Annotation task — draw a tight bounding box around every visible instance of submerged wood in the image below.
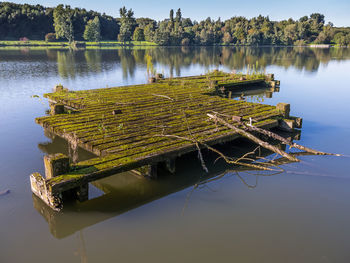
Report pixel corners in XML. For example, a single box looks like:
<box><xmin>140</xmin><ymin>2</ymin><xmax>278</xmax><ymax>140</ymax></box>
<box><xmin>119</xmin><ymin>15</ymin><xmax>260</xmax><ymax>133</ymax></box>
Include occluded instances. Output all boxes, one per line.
<box><xmin>0</xmin><ymin>189</ymin><xmax>10</xmax><ymax>196</ymax></box>
<box><xmin>207</xmin><ymin>113</ymin><xmax>299</xmax><ymax>162</ymax></box>
<box><xmin>241</xmin><ymin>122</ymin><xmax>340</xmax><ymax>156</ymax></box>
<box><xmin>155</xmin><ymin>134</ymin><xmax>278</xmax><ymax>172</ymax></box>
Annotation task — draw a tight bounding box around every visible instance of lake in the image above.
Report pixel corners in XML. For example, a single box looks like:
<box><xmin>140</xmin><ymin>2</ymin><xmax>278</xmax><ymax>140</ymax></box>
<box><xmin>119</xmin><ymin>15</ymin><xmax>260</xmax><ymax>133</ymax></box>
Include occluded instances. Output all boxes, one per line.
<box><xmin>1</xmin><ymin>46</ymin><xmax>350</xmax><ymax>263</ymax></box>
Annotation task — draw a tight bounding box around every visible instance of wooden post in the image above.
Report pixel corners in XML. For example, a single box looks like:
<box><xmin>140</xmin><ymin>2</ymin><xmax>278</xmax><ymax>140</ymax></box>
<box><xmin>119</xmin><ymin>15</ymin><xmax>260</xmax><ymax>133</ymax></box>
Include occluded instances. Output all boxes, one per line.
<box><xmin>228</xmin><ymin>91</ymin><xmax>232</xmax><ymax>99</ymax></box>
<box><xmin>276</xmin><ymin>103</ymin><xmax>290</xmax><ymax>118</ymax></box>
<box><xmin>155</xmin><ymin>73</ymin><xmax>164</xmax><ymax>80</ymax></box>
<box><xmin>50</xmin><ymin>104</ymin><xmax>65</xmax><ymax>115</ymax></box>
<box><xmin>30</xmin><ymin>172</ymin><xmax>62</xmax><ymax>211</ymax></box>
<box><xmin>53</xmin><ymin>85</ymin><xmax>68</xmax><ymax>93</ymax></box>
<box><xmin>165</xmin><ymin>159</ymin><xmax>176</xmax><ymax>174</ymax></box>
<box><xmin>44</xmin><ymin>154</ymin><xmax>70</xmax><ymax>179</ymax></box>
<box><xmin>148</xmin><ymin>77</ymin><xmax>156</xmax><ymax>83</ymax></box>
<box><xmin>266</xmin><ymin>74</ymin><xmax>274</xmax><ymax>80</ymax></box>
<box><xmin>75</xmin><ymin>184</ymin><xmax>89</xmax><ymax>202</ymax></box>
<box><xmin>53</xmin><ymin>85</ymin><xmax>64</xmax><ymax>92</ymax></box>
<box><xmin>291</xmin><ymin>116</ymin><xmax>303</xmax><ymax>128</ymax></box>
<box><xmin>265</xmin><ymin>91</ymin><xmax>272</xmax><ymax>98</ymax></box>
<box><xmin>44</xmin><ymin>153</ymin><xmax>88</xmax><ymax>203</ymax></box>
<box><xmin>209</xmin><ymin>80</ymin><xmax>218</xmax><ymax>89</ymax></box>
<box><xmin>279</xmin><ymin>119</ymin><xmax>295</xmax><ymax>132</ymax></box>
<box><xmin>269</xmin><ymin>80</ymin><xmax>276</xmax><ymax>88</ymax></box>
<box><xmin>68</xmin><ymin>140</ymin><xmax>79</xmax><ymax>164</ymax></box>
<box><xmin>132</xmin><ymin>165</ymin><xmax>158</xmax><ymax>179</ymax></box>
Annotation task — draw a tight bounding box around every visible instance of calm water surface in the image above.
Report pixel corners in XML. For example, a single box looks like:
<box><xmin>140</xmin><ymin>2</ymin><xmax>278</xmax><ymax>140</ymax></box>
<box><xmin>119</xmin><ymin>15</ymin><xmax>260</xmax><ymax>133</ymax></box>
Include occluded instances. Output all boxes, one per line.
<box><xmin>1</xmin><ymin>47</ymin><xmax>350</xmax><ymax>263</ymax></box>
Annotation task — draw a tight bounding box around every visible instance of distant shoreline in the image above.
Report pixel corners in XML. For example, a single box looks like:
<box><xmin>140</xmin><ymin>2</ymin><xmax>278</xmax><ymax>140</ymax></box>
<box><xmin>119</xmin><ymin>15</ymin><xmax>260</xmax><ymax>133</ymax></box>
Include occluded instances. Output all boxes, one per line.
<box><xmin>0</xmin><ymin>40</ymin><xmax>348</xmax><ymax>49</ymax></box>
<box><xmin>0</xmin><ymin>40</ymin><xmax>157</xmax><ymax>48</ymax></box>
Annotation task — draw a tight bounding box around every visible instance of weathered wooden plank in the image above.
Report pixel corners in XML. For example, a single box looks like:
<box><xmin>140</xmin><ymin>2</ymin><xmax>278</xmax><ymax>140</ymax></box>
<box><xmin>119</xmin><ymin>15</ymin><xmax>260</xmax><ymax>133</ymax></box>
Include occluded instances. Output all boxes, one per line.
<box><xmin>48</xmin><ymin>119</ymin><xmax>279</xmax><ymax>193</ymax></box>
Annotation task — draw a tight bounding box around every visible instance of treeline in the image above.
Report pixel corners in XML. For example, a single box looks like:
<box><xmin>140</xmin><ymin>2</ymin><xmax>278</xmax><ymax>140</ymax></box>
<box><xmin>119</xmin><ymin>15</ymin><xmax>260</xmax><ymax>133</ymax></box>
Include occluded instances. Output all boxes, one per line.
<box><xmin>0</xmin><ymin>2</ymin><xmax>117</xmax><ymax>40</ymax></box>
<box><xmin>1</xmin><ymin>1</ymin><xmax>350</xmax><ymax>46</ymax></box>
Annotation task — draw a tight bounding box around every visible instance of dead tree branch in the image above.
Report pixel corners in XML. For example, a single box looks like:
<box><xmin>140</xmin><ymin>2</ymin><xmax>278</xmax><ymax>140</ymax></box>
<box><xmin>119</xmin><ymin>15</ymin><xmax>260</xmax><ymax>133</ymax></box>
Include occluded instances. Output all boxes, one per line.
<box><xmin>207</xmin><ymin>113</ymin><xmax>299</xmax><ymax>162</ymax></box>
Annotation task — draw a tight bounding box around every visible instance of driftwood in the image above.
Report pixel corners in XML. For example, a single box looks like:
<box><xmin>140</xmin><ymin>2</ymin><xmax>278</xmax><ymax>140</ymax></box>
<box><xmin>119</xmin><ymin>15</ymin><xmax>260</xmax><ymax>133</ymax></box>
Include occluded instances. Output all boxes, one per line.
<box><xmin>241</xmin><ymin>120</ymin><xmax>341</xmax><ymax>156</ymax></box>
<box><xmin>207</xmin><ymin>114</ymin><xmax>299</xmax><ymax>162</ymax></box>
<box><xmin>0</xmin><ymin>189</ymin><xmax>10</xmax><ymax>196</ymax></box>
<box><xmin>155</xmin><ymin>134</ymin><xmax>281</xmax><ymax>171</ymax></box>
<box><xmin>152</xmin><ymin>94</ymin><xmax>174</xmax><ymax>101</ymax></box>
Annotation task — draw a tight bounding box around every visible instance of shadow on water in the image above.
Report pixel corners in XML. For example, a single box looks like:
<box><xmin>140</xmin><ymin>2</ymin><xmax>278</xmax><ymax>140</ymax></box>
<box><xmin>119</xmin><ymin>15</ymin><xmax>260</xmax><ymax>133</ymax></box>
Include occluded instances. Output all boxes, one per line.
<box><xmin>34</xmin><ymin>122</ymin><xmax>301</xmax><ymax>239</ymax></box>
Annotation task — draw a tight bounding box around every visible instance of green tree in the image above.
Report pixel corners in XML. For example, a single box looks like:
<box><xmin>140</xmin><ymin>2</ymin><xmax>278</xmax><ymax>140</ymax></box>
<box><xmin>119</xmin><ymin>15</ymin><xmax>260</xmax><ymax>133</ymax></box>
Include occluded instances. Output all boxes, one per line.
<box><xmin>222</xmin><ymin>32</ymin><xmax>232</xmax><ymax>44</ymax></box>
<box><xmin>333</xmin><ymin>32</ymin><xmax>350</xmax><ymax>46</ymax></box>
<box><xmin>83</xmin><ymin>16</ymin><xmax>101</xmax><ymax>41</ymax></box>
<box><xmin>53</xmin><ymin>4</ymin><xmax>74</xmax><ymax>43</ymax></box>
<box><xmin>144</xmin><ymin>23</ymin><xmax>154</xmax><ymax>42</ymax></box>
<box><xmin>118</xmin><ymin>6</ymin><xmax>136</xmax><ymax>43</ymax></box>
<box><xmin>175</xmin><ymin>8</ymin><xmax>182</xmax><ymax>23</ymax></box>
<box><xmin>133</xmin><ymin>27</ymin><xmax>145</xmax><ymax>42</ymax></box>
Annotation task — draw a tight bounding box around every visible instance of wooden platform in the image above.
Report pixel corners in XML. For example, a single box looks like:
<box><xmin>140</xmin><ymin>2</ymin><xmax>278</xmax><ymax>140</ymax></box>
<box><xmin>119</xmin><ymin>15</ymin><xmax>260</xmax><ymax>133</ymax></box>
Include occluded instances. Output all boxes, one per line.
<box><xmin>30</xmin><ymin>71</ymin><xmax>283</xmax><ymax>210</ymax></box>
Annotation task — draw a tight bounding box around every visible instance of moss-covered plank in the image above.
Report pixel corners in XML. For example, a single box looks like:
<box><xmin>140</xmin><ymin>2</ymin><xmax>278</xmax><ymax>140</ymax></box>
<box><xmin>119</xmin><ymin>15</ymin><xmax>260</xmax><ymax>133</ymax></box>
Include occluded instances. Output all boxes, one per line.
<box><xmin>48</xmin><ymin>118</ymin><xmax>278</xmax><ymax>193</ymax></box>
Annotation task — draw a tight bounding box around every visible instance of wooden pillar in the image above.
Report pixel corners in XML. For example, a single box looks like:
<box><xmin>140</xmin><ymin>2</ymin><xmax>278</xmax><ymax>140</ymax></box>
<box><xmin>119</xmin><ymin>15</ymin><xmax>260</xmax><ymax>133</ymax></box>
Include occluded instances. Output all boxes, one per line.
<box><xmin>132</xmin><ymin>164</ymin><xmax>158</xmax><ymax>179</ymax></box>
<box><xmin>266</xmin><ymin>73</ymin><xmax>274</xmax><ymax>80</ymax></box>
<box><xmin>278</xmin><ymin>119</ymin><xmax>295</xmax><ymax>132</ymax></box>
<box><xmin>53</xmin><ymin>85</ymin><xmax>68</xmax><ymax>93</ymax></box>
<box><xmin>50</xmin><ymin>104</ymin><xmax>65</xmax><ymax>115</ymax></box>
<box><xmin>44</xmin><ymin>153</ymin><xmax>70</xmax><ymax>179</ymax></box>
<box><xmin>155</xmin><ymin>73</ymin><xmax>164</xmax><ymax>80</ymax></box>
<box><xmin>209</xmin><ymin>80</ymin><xmax>218</xmax><ymax>89</ymax></box>
<box><xmin>53</xmin><ymin>84</ymin><xmax>64</xmax><ymax>92</ymax></box>
<box><xmin>148</xmin><ymin>77</ymin><xmax>156</xmax><ymax>83</ymax></box>
<box><xmin>165</xmin><ymin>159</ymin><xmax>176</xmax><ymax>174</ymax></box>
<box><xmin>291</xmin><ymin>116</ymin><xmax>303</xmax><ymax>128</ymax></box>
<box><xmin>228</xmin><ymin>91</ymin><xmax>232</xmax><ymax>99</ymax></box>
<box><xmin>68</xmin><ymin>140</ymin><xmax>79</xmax><ymax>164</ymax></box>
<box><xmin>30</xmin><ymin>172</ymin><xmax>63</xmax><ymax>211</ymax></box>
<box><xmin>269</xmin><ymin>80</ymin><xmax>276</xmax><ymax>88</ymax></box>
<box><xmin>31</xmin><ymin>151</ymin><xmax>71</xmax><ymax>210</ymax></box>
<box><xmin>44</xmin><ymin>153</ymin><xmax>88</xmax><ymax>203</ymax></box>
<box><xmin>75</xmin><ymin>184</ymin><xmax>89</xmax><ymax>202</ymax></box>
<box><xmin>265</xmin><ymin>91</ymin><xmax>272</xmax><ymax>98</ymax></box>
<box><xmin>276</xmin><ymin>103</ymin><xmax>290</xmax><ymax>118</ymax></box>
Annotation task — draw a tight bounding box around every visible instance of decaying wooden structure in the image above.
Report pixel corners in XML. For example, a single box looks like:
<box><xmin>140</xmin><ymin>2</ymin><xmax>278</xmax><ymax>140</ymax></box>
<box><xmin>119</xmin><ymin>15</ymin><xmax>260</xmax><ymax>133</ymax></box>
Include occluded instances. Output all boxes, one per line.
<box><xmin>30</xmin><ymin>71</ymin><xmax>301</xmax><ymax>211</ymax></box>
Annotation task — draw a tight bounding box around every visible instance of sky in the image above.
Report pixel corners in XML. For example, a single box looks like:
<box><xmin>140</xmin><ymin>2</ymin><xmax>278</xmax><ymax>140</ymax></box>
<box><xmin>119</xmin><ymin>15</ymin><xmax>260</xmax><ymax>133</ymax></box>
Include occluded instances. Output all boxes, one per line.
<box><xmin>9</xmin><ymin>0</ymin><xmax>350</xmax><ymax>27</ymax></box>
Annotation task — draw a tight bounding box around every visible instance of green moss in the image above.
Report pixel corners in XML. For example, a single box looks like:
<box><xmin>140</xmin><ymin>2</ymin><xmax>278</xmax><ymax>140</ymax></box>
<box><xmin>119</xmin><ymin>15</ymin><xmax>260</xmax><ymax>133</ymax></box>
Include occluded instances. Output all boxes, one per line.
<box><xmin>37</xmin><ymin>72</ymin><xmax>284</xmax><ymax>190</ymax></box>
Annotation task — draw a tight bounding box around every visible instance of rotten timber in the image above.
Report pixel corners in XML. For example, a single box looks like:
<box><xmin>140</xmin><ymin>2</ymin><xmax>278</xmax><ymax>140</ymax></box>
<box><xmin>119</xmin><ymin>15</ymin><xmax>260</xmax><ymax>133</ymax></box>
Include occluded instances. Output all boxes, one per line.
<box><xmin>30</xmin><ymin>71</ymin><xmax>294</xmax><ymax>211</ymax></box>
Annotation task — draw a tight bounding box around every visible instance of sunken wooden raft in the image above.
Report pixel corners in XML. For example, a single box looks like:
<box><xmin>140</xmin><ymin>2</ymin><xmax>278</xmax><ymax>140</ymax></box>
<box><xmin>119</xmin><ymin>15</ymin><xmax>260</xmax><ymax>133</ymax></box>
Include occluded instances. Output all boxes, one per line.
<box><xmin>31</xmin><ymin>72</ymin><xmax>286</xmax><ymax>210</ymax></box>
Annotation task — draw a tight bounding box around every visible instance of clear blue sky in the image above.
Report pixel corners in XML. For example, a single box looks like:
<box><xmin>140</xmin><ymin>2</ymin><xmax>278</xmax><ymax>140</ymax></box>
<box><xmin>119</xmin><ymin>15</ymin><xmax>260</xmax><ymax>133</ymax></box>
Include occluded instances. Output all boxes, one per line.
<box><xmin>10</xmin><ymin>0</ymin><xmax>350</xmax><ymax>27</ymax></box>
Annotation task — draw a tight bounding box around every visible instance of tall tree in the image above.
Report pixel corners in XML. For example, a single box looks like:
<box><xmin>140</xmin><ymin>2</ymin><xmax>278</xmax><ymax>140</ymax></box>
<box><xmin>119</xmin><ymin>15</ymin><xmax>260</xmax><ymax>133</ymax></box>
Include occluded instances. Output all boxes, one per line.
<box><xmin>118</xmin><ymin>6</ymin><xmax>136</xmax><ymax>43</ymax></box>
<box><xmin>133</xmin><ymin>27</ymin><xmax>145</xmax><ymax>43</ymax></box>
<box><xmin>83</xmin><ymin>16</ymin><xmax>101</xmax><ymax>41</ymax></box>
<box><xmin>53</xmin><ymin>4</ymin><xmax>74</xmax><ymax>43</ymax></box>
<box><xmin>170</xmin><ymin>9</ymin><xmax>174</xmax><ymax>23</ymax></box>
<box><xmin>169</xmin><ymin>9</ymin><xmax>174</xmax><ymax>30</ymax></box>
<box><xmin>175</xmin><ymin>8</ymin><xmax>182</xmax><ymax>23</ymax></box>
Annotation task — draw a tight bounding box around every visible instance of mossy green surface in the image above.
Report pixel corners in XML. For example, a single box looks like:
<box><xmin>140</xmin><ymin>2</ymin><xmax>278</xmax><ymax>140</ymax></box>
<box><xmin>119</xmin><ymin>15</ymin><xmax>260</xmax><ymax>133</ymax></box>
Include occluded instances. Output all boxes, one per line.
<box><xmin>38</xmin><ymin>71</ymin><xmax>282</xmax><ymax>190</ymax></box>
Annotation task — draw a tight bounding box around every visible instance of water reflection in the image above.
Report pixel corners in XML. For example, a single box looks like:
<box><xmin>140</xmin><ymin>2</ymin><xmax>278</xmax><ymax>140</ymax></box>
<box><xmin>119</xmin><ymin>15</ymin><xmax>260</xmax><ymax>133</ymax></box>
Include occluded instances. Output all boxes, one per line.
<box><xmin>38</xmin><ymin>129</ymin><xmax>96</xmax><ymax>163</ymax></box>
<box><xmin>34</xmin><ymin>127</ymin><xmax>301</xmax><ymax>239</ymax></box>
<box><xmin>1</xmin><ymin>47</ymin><xmax>350</xmax><ymax>82</ymax></box>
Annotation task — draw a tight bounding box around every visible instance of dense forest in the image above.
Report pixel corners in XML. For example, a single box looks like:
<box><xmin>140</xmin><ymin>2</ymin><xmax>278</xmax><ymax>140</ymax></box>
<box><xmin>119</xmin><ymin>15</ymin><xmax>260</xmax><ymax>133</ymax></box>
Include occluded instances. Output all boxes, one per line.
<box><xmin>1</xmin><ymin>1</ymin><xmax>350</xmax><ymax>46</ymax></box>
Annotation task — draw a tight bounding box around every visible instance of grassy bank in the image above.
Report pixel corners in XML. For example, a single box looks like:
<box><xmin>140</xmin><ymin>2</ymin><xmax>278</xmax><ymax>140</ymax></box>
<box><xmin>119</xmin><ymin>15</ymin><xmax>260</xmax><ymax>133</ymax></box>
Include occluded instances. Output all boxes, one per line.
<box><xmin>0</xmin><ymin>40</ymin><xmax>157</xmax><ymax>48</ymax></box>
